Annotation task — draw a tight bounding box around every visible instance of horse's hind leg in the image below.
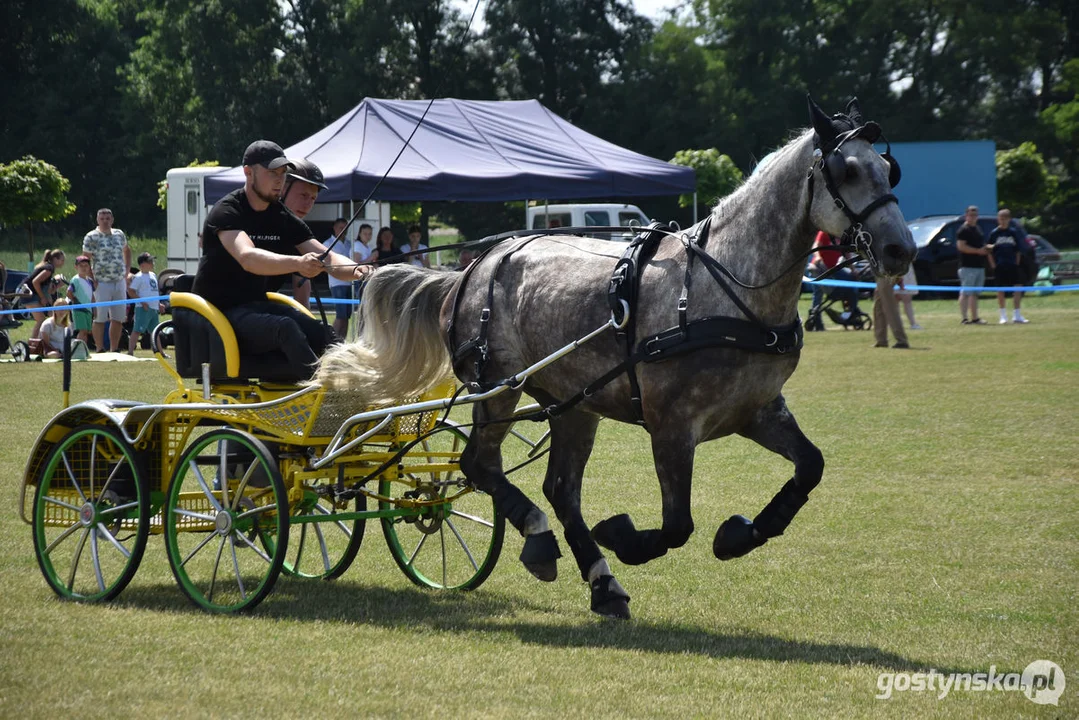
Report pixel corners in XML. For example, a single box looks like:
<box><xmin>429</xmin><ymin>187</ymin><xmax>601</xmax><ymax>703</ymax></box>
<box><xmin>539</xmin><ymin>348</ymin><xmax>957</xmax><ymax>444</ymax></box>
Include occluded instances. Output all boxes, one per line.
<box><xmin>714</xmin><ymin>394</ymin><xmax>824</xmax><ymax>560</ymax></box>
<box><xmin>590</xmin><ymin>433</ymin><xmax>696</xmax><ymax>567</ymax></box>
<box><xmin>460</xmin><ymin>389</ymin><xmax>562</xmax><ymax>581</ymax></box>
<box><xmin>541</xmin><ymin>410</ymin><xmax>631</xmax><ymax>619</ymax></box>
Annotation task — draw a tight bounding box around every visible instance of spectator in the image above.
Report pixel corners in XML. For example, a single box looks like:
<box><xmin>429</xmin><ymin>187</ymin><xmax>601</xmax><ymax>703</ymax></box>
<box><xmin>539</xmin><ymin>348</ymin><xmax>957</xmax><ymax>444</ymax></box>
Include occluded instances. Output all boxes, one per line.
<box><xmin>326</xmin><ymin>218</ymin><xmax>356</xmax><ymax>338</ymax></box>
<box><xmin>352</xmin><ymin>222</ymin><xmax>373</xmax><ymax>309</ymax></box>
<box><xmin>371</xmin><ymin>226</ymin><xmax>404</xmax><ymax>265</ymax></box>
<box><xmin>83</xmin><ymin>207</ymin><xmax>131</xmax><ymax>350</ymax></box>
<box><xmin>894</xmin><ymin>264</ymin><xmax>922</xmax><ymax>330</ymax></box>
<box><xmin>38</xmin><ymin>298</ymin><xmax>73</xmax><ymax>359</ymax></box>
<box><xmin>955</xmin><ymin>206</ymin><xmax>990</xmax><ymax>325</ymax></box>
<box><xmin>405</xmin><ymin>224</ymin><xmax>431</xmax><ymax>268</ymax></box>
<box><xmin>807</xmin><ymin>231</ymin><xmax>861</xmax><ymax>325</ymax></box>
<box><xmin>987</xmin><ymin>208</ymin><xmax>1029</xmax><ymax>324</ymax></box>
<box><xmin>456</xmin><ymin>248</ymin><xmax>476</xmax><ymax>271</ymax></box>
<box><xmin>872</xmin><ymin>276</ymin><xmax>910</xmax><ymax>349</ymax></box>
<box><xmin>66</xmin><ymin>255</ymin><xmax>95</xmax><ymax>343</ymax></box>
<box><xmin>22</xmin><ymin>248</ymin><xmax>66</xmax><ymax>339</ymax></box>
<box><xmin>128</xmin><ymin>252</ymin><xmax>160</xmax><ymax>354</ymax></box>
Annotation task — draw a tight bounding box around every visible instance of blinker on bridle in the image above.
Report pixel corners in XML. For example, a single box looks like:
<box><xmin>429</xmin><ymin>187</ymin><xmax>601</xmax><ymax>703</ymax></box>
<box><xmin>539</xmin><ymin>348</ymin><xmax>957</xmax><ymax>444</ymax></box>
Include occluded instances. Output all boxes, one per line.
<box><xmin>809</xmin><ymin>118</ymin><xmax>902</xmax><ymax>270</ymax></box>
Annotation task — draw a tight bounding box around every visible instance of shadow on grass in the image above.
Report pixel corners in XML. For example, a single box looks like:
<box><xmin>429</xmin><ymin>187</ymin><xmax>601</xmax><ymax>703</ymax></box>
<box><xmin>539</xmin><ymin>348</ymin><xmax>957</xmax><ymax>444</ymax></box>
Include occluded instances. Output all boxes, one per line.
<box><xmin>119</xmin><ymin>579</ymin><xmax>942</xmax><ymax>673</ymax></box>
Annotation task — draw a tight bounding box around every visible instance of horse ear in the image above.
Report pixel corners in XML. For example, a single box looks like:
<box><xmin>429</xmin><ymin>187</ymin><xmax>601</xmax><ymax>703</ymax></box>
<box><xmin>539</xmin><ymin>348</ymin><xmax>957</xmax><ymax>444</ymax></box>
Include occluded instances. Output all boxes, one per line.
<box><xmin>807</xmin><ymin>94</ymin><xmax>835</xmax><ymax>147</ymax></box>
<box><xmin>845</xmin><ymin>97</ymin><xmax>864</xmax><ymax>125</ymax></box>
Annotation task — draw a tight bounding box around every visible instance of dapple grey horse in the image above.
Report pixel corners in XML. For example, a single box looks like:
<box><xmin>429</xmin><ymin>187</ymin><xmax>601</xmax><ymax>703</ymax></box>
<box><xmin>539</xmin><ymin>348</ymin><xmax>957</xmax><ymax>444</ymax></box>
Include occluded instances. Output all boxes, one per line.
<box><xmin>315</xmin><ymin>97</ymin><xmax>915</xmax><ymax>619</ymax></box>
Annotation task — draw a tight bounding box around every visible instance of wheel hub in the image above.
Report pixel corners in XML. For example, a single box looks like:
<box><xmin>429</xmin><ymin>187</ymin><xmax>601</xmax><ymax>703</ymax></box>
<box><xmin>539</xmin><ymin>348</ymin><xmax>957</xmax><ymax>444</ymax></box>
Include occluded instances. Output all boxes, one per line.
<box><xmin>78</xmin><ymin>502</ymin><xmax>96</xmax><ymax>527</ymax></box>
<box><xmin>214</xmin><ymin>510</ymin><xmax>234</xmax><ymax>535</ymax></box>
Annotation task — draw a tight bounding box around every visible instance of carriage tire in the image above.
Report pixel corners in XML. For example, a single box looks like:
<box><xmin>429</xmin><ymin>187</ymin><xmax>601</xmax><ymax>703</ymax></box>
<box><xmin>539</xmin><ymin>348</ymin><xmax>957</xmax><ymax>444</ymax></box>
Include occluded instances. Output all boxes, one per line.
<box><xmin>32</xmin><ymin>425</ymin><xmax>150</xmax><ymax>602</ymax></box>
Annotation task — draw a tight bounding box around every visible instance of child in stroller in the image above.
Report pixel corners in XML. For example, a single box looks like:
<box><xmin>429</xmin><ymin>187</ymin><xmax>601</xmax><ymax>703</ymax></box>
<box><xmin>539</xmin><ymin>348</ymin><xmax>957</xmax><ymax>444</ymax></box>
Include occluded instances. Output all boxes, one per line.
<box><xmin>805</xmin><ymin>232</ymin><xmax>872</xmax><ymax>331</ymax></box>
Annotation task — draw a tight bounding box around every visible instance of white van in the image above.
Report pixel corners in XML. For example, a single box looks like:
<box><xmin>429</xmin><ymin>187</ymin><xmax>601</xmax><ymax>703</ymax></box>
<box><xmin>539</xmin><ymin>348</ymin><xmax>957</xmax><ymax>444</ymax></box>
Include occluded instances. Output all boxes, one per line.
<box><xmin>526</xmin><ymin>203</ymin><xmax>650</xmax><ymax>241</ymax></box>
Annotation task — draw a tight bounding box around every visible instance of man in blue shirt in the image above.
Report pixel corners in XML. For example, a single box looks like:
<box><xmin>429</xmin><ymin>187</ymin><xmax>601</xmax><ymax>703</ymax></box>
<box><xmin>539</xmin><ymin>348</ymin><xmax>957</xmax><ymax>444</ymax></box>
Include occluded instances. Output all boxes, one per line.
<box><xmin>987</xmin><ymin>208</ymin><xmax>1029</xmax><ymax>324</ymax></box>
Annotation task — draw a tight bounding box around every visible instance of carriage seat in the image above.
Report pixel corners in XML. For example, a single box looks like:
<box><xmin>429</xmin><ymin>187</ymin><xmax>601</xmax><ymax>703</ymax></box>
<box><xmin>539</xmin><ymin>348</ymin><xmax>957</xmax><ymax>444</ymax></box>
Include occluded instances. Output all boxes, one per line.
<box><xmin>169</xmin><ymin>274</ymin><xmax>314</xmax><ymax>383</ymax></box>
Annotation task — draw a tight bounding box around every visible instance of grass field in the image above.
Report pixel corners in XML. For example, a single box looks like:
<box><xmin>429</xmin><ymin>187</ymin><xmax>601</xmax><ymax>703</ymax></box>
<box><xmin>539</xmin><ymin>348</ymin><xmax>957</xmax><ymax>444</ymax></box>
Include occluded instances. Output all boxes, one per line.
<box><xmin>1</xmin><ymin>293</ymin><xmax>1076</xmax><ymax>718</ymax></box>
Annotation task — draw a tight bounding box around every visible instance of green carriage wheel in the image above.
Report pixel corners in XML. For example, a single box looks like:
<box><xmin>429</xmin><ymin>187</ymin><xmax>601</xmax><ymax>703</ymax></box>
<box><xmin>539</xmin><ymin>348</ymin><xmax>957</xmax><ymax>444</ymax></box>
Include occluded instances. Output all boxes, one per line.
<box><xmin>32</xmin><ymin>425</ymin><xmax>149</xmax><ymax>602</ymax></box>
<box><xmin>164</xmin><ymin>429</ymin><xmax>288</xmax><ymax>613</ymax></box>
<box><xmin>380</xmin><ymin>421</ymin><xmax>504</xmax><ymax>590</ymax></box>
<box><xmin>280</xmin><ymin>492</ymin><xmax>366</xmax><ymax>580</ymax></box>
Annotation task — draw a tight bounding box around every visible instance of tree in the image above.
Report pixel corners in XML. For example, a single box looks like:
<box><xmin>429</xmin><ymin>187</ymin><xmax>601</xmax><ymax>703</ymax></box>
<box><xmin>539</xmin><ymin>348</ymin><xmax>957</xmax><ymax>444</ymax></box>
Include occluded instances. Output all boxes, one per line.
<box><xmin>996</xmin><ymin>143</ymin><xmax>1054</xmax><ymax>216</ymax></box>
<box><xmin>0</xmin><ymin>156</ymin><xmax>77</xmax><ymax>260</ymax></box>
<box><xmin>669</xmin><ymin>148</ymin><xmax>742</xmax><ymax>213</ymax></box>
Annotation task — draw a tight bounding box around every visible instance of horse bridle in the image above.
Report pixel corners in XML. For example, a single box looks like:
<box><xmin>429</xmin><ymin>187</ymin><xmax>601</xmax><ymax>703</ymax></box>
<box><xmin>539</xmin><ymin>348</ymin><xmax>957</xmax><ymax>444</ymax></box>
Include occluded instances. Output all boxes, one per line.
<box><xmin>808</xmin><ymin>119</ymin><xmax>901</xmax><ymax>270</ymax></box>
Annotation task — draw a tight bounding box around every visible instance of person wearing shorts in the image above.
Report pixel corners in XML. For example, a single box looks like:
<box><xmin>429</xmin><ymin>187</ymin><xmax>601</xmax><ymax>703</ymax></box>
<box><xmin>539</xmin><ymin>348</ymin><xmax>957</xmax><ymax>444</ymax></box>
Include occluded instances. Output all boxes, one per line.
<box><xmin>326</xmin><ymin>218</ymin><xmax>357</xmax><ymax>338</ymax></box>
<box><xmin>988</xmin><ymin>208</ymin><xmax>1029</xmax><ymax>324</ymax></box>
<box><xmin>129</xmin><ymin>252</ymin><xmax>160</xmax><ymax>353</ymax></box>
<box><xmin>67</xmin><ymin>255</ymin><xmax>95</xmax><ymax>342</ymax></box>
<box><xmin>955</xmin><ymin>206</ymin><xmax>990</xmax><ymax>324</ymax></box>
<box><xmin>82</xmin><ymin>208</ymin><xmax>131</xmax><ymax>351</ymax></box>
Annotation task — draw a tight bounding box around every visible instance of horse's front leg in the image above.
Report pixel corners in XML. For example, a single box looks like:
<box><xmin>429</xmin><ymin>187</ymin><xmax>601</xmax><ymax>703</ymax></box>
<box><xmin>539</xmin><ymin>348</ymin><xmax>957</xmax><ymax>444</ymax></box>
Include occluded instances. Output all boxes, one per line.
<box><xmin>541</xmin><ymin>410</ymin><xmax>630</xmax><ymax>619</ymax></box>
<box><xmin>460</xmin><ymin>389</ymin><xmax>562</xmax><ymax>581</ymax></box>
<box><xmin>590</xmin><ymin>433</ymin><xmax>696</xmax><ymax>568</ymax></box>
<box><xmin>714</xmin><ymin>394</ymin><xmax>824</xmax><ymax>560</ymax></box>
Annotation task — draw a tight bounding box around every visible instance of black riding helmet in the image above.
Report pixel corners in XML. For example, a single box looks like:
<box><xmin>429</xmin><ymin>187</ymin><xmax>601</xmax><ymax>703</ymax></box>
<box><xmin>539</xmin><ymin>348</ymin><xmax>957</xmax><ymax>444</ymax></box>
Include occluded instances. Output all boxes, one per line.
<box><xmin>284</xmin><ymin>157</ymin><xmax>328</xmax><ymax>191</ymax></box>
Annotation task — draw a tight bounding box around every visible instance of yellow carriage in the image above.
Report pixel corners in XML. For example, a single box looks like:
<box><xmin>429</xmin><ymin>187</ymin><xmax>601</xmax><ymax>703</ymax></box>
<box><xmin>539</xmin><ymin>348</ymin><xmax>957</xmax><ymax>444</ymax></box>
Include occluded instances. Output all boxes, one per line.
<box><xmin>19</xmin><ymin>283</ymin><xmax>505</xmax><ymax>613</ymax></box>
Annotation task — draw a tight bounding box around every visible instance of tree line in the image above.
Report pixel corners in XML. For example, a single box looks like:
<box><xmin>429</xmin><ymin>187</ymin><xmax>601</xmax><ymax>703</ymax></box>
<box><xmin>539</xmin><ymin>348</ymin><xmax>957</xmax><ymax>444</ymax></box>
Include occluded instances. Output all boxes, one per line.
<box><xmin>2</xmin><ymin>0</ymin><xmax>1077</xmax><ymax>243</ymax></box>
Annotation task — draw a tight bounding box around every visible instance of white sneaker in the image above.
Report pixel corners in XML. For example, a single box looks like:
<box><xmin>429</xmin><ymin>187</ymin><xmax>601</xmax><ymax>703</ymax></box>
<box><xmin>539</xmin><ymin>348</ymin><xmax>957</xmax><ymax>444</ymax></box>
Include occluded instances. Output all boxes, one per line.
<box><xmin>1014</xmin><ymin>316</ymin><xmax>1029</xmax><ymax>324</ymax></box>
<box><xmin>910</xmin><ymin>324</ymin><xmax>924</xmax><ymax>330</ymax></box>
<box><xmin>999</xmin><ymin>317</ymin><xmax>1008</xmax><ymax>324</ymax></box>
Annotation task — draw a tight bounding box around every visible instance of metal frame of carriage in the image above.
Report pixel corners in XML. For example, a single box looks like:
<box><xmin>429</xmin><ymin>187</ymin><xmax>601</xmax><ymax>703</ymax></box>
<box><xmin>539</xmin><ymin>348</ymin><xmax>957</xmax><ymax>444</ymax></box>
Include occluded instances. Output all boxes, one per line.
<box><xmin>17</xmin><ymin>283</ymin><xmax>616</xmax><ymax>613</ymax></box>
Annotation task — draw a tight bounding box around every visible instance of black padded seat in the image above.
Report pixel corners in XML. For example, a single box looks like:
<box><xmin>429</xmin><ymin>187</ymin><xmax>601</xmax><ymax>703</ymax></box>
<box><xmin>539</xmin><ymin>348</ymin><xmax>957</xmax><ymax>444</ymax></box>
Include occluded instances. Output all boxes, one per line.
<box><xmin>170</xmin><ymin>275</ymin><xmax>311</xmax><ymax>383</ymax></box>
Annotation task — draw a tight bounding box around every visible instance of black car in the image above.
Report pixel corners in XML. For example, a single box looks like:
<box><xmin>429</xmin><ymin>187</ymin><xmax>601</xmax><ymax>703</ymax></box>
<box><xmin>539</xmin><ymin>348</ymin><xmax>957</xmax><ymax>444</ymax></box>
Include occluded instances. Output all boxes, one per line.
<box><xmin>908</xmin><ymin>215</ymin><xmax>1043</xmax><ymax>291</ymax></box>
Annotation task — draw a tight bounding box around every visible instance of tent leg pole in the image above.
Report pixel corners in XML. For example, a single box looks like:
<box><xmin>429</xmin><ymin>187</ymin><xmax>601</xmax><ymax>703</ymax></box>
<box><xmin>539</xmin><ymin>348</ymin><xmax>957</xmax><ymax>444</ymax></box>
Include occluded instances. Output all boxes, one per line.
<box><xmin>693</xmin><ymin>192</ymin><xmax>698</xmax><ymax>225</ymax></box>
<box><xmin>525</xmin><ymin>199</ymin><xmax>529</xmax><ymax>229</ymax></box>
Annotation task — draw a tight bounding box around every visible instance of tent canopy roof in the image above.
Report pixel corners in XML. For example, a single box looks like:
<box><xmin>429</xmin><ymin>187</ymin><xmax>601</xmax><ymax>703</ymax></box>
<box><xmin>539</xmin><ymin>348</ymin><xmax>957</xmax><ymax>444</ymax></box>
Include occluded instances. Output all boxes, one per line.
<box><xmin>204</xmin><ymin>98</ymin><xmax>695</xmax><ymax>203</ymax></box>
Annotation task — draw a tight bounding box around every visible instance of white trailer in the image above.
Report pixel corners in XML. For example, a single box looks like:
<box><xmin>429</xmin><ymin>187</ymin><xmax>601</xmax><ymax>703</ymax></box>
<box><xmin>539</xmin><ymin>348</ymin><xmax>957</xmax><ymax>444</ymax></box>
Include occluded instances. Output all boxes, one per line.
<box><xmin>165</xmin><ymin>166</ymin><xmax>390</xmax><ymax>274</ymax></box>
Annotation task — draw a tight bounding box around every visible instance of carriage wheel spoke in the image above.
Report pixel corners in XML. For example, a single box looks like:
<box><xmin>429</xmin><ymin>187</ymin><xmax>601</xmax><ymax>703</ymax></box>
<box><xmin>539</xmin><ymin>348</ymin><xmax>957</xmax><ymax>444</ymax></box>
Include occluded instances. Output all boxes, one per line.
<box><xmin>450</xmin><ymin>509</ymin><xmax>494</xmax><ymax>529</ymax></box>
<box><xmin>99</xmin><ymin>501</ymin><xmax>139</xmax><ymax>517</ymax></box>
<box><xmin>97</xmin><ymin>457</ymin><xmax>126</xmax><ymax>499</ymax></box>
<box><xmin>408</xmin><ymin>532</ymin><xmax>429</xmax><ymax>566</ymax></box>
<box><xmin>314</xmin><ymin>523</ymin><xmax>331</xmax><ymax>573</ymax></box>
<box><xmin>43</xmin><ymin>495</ymin><xmax>82</xmax><ymax>513</ymax></box>
<box><xmin>191</xmin><ymin>461</ymin><xmax>222</xmax><ymax>512</ymax></box>
<box><xmin>180</xmin><ymin>531</ymin><xmax>218</xmax><ymax>567</ymax></box>
<box><xmin>61</xmin><ymin>452</ymin><xmax>87</xmax><ymax>503</ymax></box>
<box><xmin>446</xmin><ymin>518</ymin><xmax>479</xmax><ymax>572</ymax></box>
<box><xmin>173</xmin><ymin>507</ymin><xmax>216</xmax><ymax>522</ymax></box>
<box><xmin>292</xmin><ymin>524</ymin><xmax>307</xmax><ymax>570</ymax></box>
<box><xmin>231</xmin><ymin>460</ymin><xmax>259</xmax><ymax>511</ymax></box>
<box><xmin>97</xmin><ymin>523</ymin><xmax>131</xmax><ymax>559</ymax></box>
<box><xmin>89</xmin><ymin>434</ymin><xmax>97</xmax><ymax>498</ymax></box>
<box><xmin>218</xmin><ymin>440</ymin><xmax>229</xmax><ymax>509</ymax></box>
<box><xmin>440</xmin><ymin>526</ymin><xmax>447</xmax><ymax>588</ymax></box>
<box><xmin>313</xmin><ymin>504</ymin><xmax>352</xmax><ymax>537</ymax></box>
<box><xmin>207</xmin><ymin>535</ymin><xmax>227</xmax><ymax>602</ymax></box>
<box><xmin>68</xmin><ymin>526</ymin><xmax>90</xmax><ymax>587</ymax></box>
<box><xmin>236</xmin><ymin>504</ymin><xmax>276</xmax><ymax>521</ymax></box>
<box><xmin>90</xmin><ymin>528</ymin><xmax>106</xmax><ymax>592</ymax></box>
<box><xmin>45</xmin><ymin>521</ymin><xmax>82</xmax><ymax>554</ymax></box>
<box><xmin>234</xmin><ymin>530</ymin><xmax>273</xmax><ymax>565</ymax></box>
<box><xmin>230</xmin><ymin>536</ymin><xmax>247</xmax><ymax>600</ymax></box>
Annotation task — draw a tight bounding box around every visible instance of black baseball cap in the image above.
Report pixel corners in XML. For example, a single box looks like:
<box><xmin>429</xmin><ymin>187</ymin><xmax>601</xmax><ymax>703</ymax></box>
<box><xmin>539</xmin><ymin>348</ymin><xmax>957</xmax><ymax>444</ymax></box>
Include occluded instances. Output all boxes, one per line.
<box><xmin>137</xmin><ymin>252</ymin><xmax>155</xmax><ymax>264</ymax></box>
<box><xmin>242</xmin><ymin>140</ymin><xmax>292</xmax><ymax>170</ymax></box>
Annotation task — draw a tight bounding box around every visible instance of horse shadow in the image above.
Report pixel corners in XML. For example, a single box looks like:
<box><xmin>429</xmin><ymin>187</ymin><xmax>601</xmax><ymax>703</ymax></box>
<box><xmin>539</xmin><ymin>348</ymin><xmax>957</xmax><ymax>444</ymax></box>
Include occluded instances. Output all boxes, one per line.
<box><xmin>118</xmin><ymin>579</ymin><xmax>948</xmax><ymax>673</ymax></box>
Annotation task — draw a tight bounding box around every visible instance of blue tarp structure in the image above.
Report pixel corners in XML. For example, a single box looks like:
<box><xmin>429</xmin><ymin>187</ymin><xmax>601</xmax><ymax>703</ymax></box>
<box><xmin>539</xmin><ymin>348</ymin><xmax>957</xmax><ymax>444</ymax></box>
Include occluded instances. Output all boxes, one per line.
<box><xmin>204</xmin><ymin>98</ymin><xmax>695</xmax><ymax>203</ymax></box>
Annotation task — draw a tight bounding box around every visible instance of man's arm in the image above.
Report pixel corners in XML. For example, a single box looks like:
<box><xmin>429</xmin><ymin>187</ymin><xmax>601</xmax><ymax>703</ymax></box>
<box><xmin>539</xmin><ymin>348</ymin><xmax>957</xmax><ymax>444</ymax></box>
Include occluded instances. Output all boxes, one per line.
<box><xmin>219</xmin><ymin>230</ymin><xmax>324</xmax><ymax>277</ymax></box>
<box><xmin>296</xmin><ymin>238</ymin><xmax>372</xmax><ymax>281</ymax></box>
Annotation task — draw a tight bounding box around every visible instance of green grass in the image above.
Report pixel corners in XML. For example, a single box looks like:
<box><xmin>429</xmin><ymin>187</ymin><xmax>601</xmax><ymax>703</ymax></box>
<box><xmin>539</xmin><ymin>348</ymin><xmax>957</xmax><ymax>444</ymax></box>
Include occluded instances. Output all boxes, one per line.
<box><xmin>1</xmin><ymin>294</ymin><xmax>1077</xmax><ymax>718</ymax></box>
<box><xmin>0</xmin><ymin>236</ymin><xmax>167</xmax><ymax>277</ymax></box>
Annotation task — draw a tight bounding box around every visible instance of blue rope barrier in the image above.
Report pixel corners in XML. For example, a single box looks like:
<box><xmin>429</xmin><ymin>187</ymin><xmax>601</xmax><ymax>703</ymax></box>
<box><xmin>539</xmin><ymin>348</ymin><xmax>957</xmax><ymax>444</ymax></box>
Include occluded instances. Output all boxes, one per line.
<box><xmin>804</xmin><ymin>278</ymin><xmax>1079</xmax><ymax>294</ymax></box>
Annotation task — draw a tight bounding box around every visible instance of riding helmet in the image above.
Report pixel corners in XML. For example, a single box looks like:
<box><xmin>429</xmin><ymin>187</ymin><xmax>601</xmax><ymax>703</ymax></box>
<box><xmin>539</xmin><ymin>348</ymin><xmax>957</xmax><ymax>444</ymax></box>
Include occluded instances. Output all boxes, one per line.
<box><xmin>285</xmin><ymin>157</ymin><xmax>328</xmax><ymax>190</ymax></box>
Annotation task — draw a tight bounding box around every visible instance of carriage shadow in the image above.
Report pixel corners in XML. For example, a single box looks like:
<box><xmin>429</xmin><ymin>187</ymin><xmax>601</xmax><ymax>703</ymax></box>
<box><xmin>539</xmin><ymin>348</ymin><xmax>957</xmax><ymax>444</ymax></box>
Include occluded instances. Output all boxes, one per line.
<box><xmin>119</xmin><ymin>579</ymin><xmax>943</xmax><ymax>673</ymax></box>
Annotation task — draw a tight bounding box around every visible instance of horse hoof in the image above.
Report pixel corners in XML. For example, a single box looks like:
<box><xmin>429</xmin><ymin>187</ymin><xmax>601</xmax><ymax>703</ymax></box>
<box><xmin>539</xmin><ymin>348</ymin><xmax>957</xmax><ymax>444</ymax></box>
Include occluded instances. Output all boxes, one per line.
<box><xmin>590</xmin><ymin>575</ymin><xmax>631</xmax><ymax>620</ymax></box>
<box><xmin>590</xmin><ymin>513</ymin><xmax>636</xmax><ymax>551</ymax></box>
<box><xmin>713</xmin><ymin>515</ymin><xmax>765</xmax><ymax>561</ymax></box>
<box><xmin>520</xmin><ymin>530</ymin><xmax>561</xmax><ymax>582</ymax></box>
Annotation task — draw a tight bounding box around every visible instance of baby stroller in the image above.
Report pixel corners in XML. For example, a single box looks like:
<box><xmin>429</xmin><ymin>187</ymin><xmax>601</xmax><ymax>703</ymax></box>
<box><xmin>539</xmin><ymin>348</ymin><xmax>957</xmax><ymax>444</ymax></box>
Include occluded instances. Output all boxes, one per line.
<box><xmin>805</xmin><ymin>261</ymin><xmax>874</xmax><ymax>331</ymax></box>
<box><xmin>0</xmin><ymin>261</ymin><xmax>32</xmax><ymax>361</ymax></box>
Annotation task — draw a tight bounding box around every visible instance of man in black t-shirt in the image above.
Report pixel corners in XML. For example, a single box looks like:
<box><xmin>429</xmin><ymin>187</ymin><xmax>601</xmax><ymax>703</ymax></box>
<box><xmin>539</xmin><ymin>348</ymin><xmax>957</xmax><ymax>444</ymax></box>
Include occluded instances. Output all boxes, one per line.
<box><xmin>193</xmin><ymin>140</ymin><xmax>370</xmax><ymax>375</ymax></box>
<box><xmin>955</xmin><ymin>205</ymin><xmax>992</xmax><ymax>324</ymax></box>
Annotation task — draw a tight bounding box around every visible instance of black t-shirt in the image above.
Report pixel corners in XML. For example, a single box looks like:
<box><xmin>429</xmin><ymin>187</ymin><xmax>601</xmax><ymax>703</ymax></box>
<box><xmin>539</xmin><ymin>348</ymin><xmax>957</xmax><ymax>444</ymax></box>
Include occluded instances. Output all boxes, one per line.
<box><xmin>373</xmin><ymin>244</ymin><xmax>405</xmax><ymax>265</ymax></box>
<box><xmin>956</xmin><ymin>223</ymin><xmax>985</xmax><ymax>269</ymax></box>
<box><xmin>192</xmin><ymin>188</ymin><xmax>312</xmax><ymax>310</ymax></box>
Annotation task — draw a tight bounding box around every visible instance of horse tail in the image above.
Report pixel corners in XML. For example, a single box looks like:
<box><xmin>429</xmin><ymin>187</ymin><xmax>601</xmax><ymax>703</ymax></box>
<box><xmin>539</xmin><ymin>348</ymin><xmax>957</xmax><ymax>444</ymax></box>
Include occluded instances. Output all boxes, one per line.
<box><xmin>313</xmin><ymin>265</ymin><xmax>459</xmax><ymax>403</ymax></box>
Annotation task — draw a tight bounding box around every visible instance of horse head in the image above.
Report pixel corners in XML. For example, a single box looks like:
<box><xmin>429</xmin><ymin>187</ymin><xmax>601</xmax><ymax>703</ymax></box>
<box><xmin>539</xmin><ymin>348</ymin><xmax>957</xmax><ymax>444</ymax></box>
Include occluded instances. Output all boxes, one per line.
<box><xmin>806</xmin><ymin>95</ymin><xmax>915</xmax><ymax>277</ymax></box>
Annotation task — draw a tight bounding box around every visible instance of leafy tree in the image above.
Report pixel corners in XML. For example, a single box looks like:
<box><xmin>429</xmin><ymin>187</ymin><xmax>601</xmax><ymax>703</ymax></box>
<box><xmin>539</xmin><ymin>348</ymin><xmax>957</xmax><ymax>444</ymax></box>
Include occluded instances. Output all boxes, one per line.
<box><xmin>670</xmin><ymin>148</ymin><xmax>742</xmax><ymax>211</ymax></box>
<box><xmin>0</xmin><ymin>156</ymin><xmax>77</xmax><ymax>260</ymax></box>
<box><xmin>996</xmin><ymin>143</ymin><xmax>1054</xmax><ymax>216</ymax></box>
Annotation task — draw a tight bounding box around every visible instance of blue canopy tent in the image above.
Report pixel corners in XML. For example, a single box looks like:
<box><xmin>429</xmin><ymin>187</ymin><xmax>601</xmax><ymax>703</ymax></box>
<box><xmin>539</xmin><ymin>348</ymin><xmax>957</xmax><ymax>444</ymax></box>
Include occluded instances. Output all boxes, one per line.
<box><xmin>204</xmin><ymin>98</ymin><xmax>695</xmax><ymax>203</ymax></box>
